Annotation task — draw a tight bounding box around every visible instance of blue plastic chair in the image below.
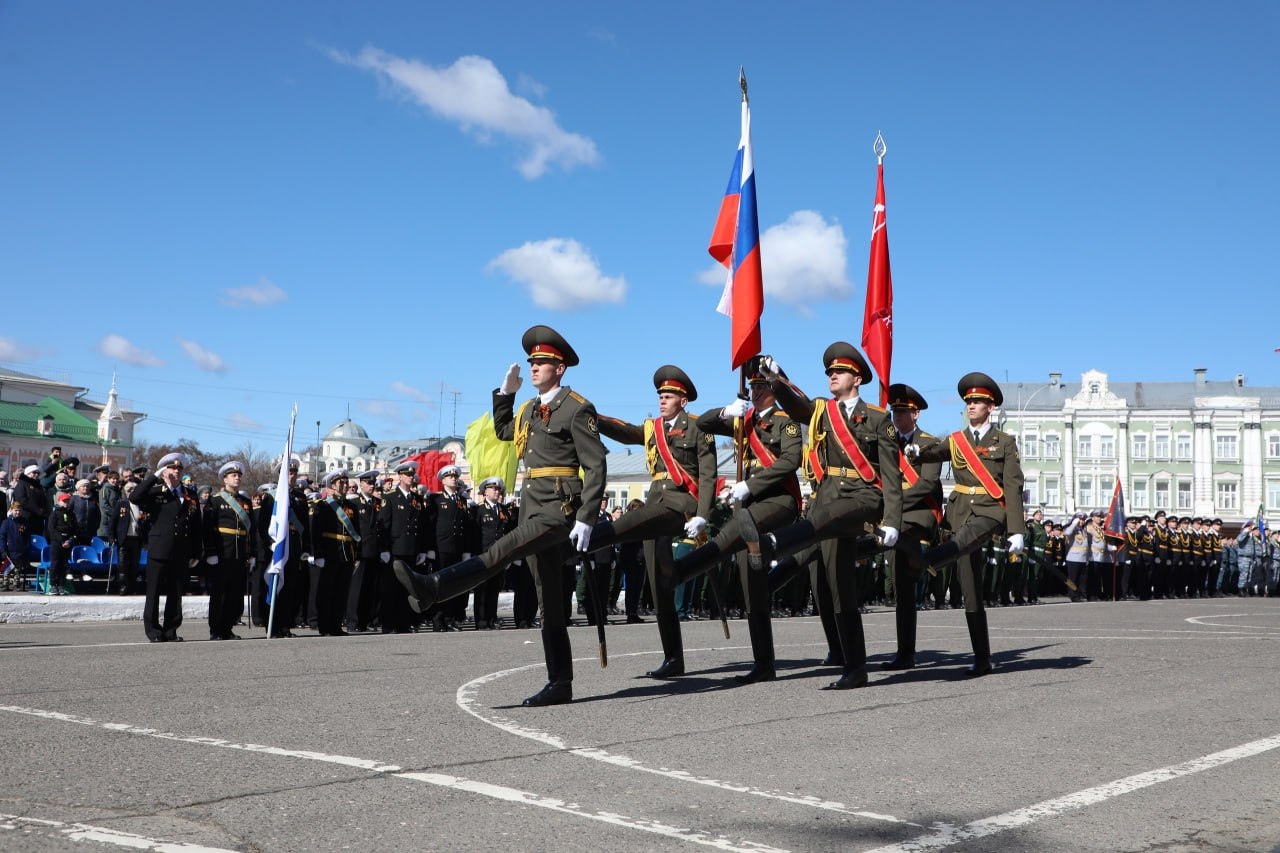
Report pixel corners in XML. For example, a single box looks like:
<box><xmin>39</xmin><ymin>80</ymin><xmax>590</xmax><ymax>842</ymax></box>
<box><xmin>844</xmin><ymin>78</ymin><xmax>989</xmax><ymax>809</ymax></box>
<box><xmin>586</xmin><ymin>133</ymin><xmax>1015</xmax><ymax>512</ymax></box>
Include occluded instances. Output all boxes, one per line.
<box><xmin>32</xmin><ymin>545</ymin><xmax>53</xmax><ymax>593</ymax></box>
<box><xmin>71</xmin><ymin>544</ymin><xmax>102</xmax><ymax>566</ymax></box>
<box><xmin>90</xmin><ymin>536</ymin><xmax>109</xmax><ymax>558</ymax></box>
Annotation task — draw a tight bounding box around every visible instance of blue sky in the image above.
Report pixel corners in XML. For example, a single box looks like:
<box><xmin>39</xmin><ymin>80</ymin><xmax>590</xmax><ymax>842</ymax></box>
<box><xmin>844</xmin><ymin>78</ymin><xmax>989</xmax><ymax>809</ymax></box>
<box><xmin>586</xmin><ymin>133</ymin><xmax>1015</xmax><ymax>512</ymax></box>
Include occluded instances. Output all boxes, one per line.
<box><xmin>2</xmin><ymin>2</ymin><xmax>1277</xmax><ymax>453</ymax></box>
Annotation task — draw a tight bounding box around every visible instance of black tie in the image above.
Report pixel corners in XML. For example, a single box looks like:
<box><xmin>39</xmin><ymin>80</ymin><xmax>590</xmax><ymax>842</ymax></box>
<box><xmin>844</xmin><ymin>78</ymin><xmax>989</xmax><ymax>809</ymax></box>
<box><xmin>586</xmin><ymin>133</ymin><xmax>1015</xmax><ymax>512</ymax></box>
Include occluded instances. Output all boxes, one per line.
<box><xmin>972</xmin><ymin>430</ymin><xmax>981</xmax><ymax>445</ymax></box>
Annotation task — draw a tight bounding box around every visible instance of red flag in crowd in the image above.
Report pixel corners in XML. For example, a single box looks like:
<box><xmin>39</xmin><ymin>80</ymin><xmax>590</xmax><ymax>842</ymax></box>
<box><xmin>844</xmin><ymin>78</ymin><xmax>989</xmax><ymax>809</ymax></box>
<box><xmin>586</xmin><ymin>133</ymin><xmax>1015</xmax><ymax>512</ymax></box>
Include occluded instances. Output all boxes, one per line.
<box><xmin>1103</xmin><ymin>477</ymin><xmax>1127</xmax><ymax>542</ymax></box>
<box><xmin>404</xmin><ymin>449</ymin><xmax>455</xmax><ymax>492</ymax></box>
<box><xmin>861</xmin><ymin>152</ymin><xmax>893</xmax><ymax>407</ymax></box>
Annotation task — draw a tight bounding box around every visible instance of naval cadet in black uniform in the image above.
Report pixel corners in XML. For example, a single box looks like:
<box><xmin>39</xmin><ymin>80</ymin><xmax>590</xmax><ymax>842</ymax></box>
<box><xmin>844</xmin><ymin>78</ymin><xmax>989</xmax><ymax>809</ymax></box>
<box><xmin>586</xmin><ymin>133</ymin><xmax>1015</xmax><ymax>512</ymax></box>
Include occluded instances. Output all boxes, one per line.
<box><xmin>395</xmin><ymin>325</ymin><xmax>607</xmax><ymax>706</ymax></box>
<box><xmin>591</xmin><ymin>365</ymin><xmax>718</xmax><ymax>679</ymax></box>
<box><xmin>426</xmin><ymin>464</ymin><xmax>478</xmax><ymax>631</ymax></box>
<box><xmin>471</xmin><ymin>476</ymin><xmax>517</xmax><ymax>629</ymax></box>
<box><xmin>378</xmin><ymin>463</ymin><xmax>427</xmax><ymax>633</ymax></box>
<box><xmin>256</xmin><ymin>460</ymin><xmax>311</xmax><ymax>638</ymax></box>
<box><xmin>131</xmin><ymin>452</ymin><xmax>202</xmax><ymax>643</ymax></box>
<box><xmin>347</xmin><ymin>469</ymin><xmax>387</xmax><ymax>632</ymax></box>
<box><xmin>309</xmin><ymin>469</ymin><xmax>358</xmax><ymax>636</ymax></box>
<box><xmin>202</xmin><ymin>460</ymin><xmax>254</xmax><ymax>640</ymax></box>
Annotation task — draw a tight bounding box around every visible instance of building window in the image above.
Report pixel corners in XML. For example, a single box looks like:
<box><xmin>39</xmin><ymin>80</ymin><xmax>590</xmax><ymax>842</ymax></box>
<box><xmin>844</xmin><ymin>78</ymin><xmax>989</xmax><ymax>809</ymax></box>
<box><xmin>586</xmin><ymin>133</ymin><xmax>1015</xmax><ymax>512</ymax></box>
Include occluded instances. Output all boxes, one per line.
<box><xmin>1100</xmin><ymin>434</ymin><xmax>1115</xmax><ymax>459</ymax></box>
<box><xmin>1268</xmin><ymin>481</ymin><xmax>1280</xmax><ymax>512</ymax></box>
<box><xmin>1132</xmin><ymin>479</ymin><xmax>1149</xmax><ymax>509</ymax></box>
<box><xmin>1022</xmin><ymin>479</ymin><xmax>1036</xmax><ymax>507</ymax></box>
<box><xmin>1155</xmin><ymin>479</ymin><xmax>1170</xmax><ymax>510</ymax></box>
<box><xmin>1078</xmin><ymin>475</ymin><xmax>1094</xmax><ymax>509</ymax></box>
<box><xmin>1176</xmin><ymin>480</ymin><xmax>1193</xmax><ymax>510</ymax></box>
<box><xmin>1175</xmin><ymin>434</ymin><xmax>1192</xmax><ymax>460</ymax></box>
<box><xmin>1154</xmin><ymin>434</ymin><xmax>1171</xmax><ymax>460</ymax></box>
<box><xmin>1078</xmin><ymin>435</ymin><xmax>1093</xmax><ymax>458</ymax></box>
<box><xmin>1216</xmin><ymin>481</ymin><xmax>1239</xmax><ymax>512</ymax></box>
<box><xmin>1043</xmin><ymin>434</ymin><xmax>1060</xmax><ymax>460</ymax></box>
<box><xmin>1044</xmin><ymin>477</ymin><xmax>1060</xmax><ymax>507</ymax></box>
<box><xmin>1132</xmin><ymin>434</ymin><xmax>1148</xmax><ymax>460</ymax></box>
<box><xmin>1215</xmin><ymin>434</ymin><xmax>1238</xmax><ymax>461</ymax></box>
<box><xmin>1269</xmin><ymin>434</ymin><xmax>1280</xmax><ymax>459</ymax></box>
<box><xmin>1021</xmin><ymin>433</ymin><xmax>1039</xmax><ymax>459</ymax></box>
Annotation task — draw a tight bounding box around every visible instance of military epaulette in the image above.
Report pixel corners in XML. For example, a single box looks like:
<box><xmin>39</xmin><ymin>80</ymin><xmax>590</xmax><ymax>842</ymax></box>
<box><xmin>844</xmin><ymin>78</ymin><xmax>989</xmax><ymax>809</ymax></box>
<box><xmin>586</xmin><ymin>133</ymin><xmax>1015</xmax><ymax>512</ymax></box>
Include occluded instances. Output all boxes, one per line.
<box><xmin>867</xmin><ymin>403</ymin><xmax>886</xmax><ymax>413</ymax></box>
<box><xmin>567</xmin><ymin>390</ymin><xmax>587</xmax><ymax>404</ymax></box>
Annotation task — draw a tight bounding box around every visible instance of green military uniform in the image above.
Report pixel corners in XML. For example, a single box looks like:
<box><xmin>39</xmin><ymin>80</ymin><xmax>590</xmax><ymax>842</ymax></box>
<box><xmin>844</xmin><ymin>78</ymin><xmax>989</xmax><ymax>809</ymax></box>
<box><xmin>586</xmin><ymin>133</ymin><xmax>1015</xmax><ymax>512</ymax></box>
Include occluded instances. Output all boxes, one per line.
<box><xmin>591</xmin><ymin>365</ymin><xmax>718</xmax><ymax>679</ymax></box>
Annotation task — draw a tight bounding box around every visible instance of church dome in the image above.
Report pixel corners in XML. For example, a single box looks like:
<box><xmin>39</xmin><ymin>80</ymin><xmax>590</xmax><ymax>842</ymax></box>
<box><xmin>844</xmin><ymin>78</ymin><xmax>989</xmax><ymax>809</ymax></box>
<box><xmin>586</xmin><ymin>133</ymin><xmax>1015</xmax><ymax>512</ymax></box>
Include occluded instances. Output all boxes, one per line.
<box><xmin>325</xmin><ymin>419</ymin><xmax>372</xmax><ymax>451</ymax></box>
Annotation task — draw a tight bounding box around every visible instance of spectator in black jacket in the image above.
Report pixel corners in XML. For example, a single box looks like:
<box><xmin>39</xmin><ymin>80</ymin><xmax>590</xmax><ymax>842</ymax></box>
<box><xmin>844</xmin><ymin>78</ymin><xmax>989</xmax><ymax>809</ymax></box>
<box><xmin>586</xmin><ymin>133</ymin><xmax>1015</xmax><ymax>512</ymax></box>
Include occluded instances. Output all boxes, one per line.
<box><xmin>1</xmin><ymin>502</ymin><xmax>30</xmax><ymax>578</ymax></box>
<box><xmin>47</xmin><ymin>492</ymin><xmax>77</xmax><ymax>594</ymax></box>
<box><xmin>13</xmin><ymin>465</ymin><xmax>47</xmax><ymax>527</ymax></box>
<box><xmin>110</xmin><ymin>481</ymin><xmax>148</xmax><ymax>595</ymax></box>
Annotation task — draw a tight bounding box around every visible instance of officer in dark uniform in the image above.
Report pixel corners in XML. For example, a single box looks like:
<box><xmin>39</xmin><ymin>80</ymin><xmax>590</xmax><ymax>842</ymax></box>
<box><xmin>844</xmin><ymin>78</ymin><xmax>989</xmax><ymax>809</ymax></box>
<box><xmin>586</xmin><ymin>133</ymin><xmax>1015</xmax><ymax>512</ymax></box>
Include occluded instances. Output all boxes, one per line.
<box><xmin>130</xmin><ymin>453</ymin><xmax>202</xmax><ymax>642</ymax></box>
<box><xmin>742</xmin><ymin>343</ymin><xmax>902</xmax><ymax>689</ymax></box>
<box><xmin>880</xmin><ymin>383</ymin><xmax>943</xmax><ymax>670</ymax></box>
<box><xmin>426</xmin><ymin>464</ymin><xmax>478</xmax><ymax>631</ymax></box>
<box><xmin>202</xmin><ymin>460</ymin><xmax>254</xmax><ymax>640</ymax></box>
<box><xmin>256</xmin><ymin>460</ymin><xmax>311</xmax><ymax>638</ymax></box>
<box><xmin>901</xmin><ymin>373</ymin><xmax>1025</xmax><ymax>676</ymax></box>
<box><xmin>471</xmin><ymin>476</ymin><xmax>516</xmax><ymax>629</ymax></box>
<box><xmin>309</xmin><ymin>469</ymin><xmax>358</xmax><ymax>636</ymax></box>
<box><xmin>378</xmin><ymin>462</ymin><xmax>427</xmax><ymax>633</ymax></box>
<box><xmin>347</xmin><ymin>469</ymin><xmax>386</xmax><ymax>632</ymax></box>
<box><xmin>590</xmin><ymin>365</ymin><xmax>719</xmax><ymax>679</ymax></box>
<box><xmin>663</xmin><ymin>357</ymin><xmax>803</xmax><ymax>685</ymax></box>
<box><xmin>395</xmin><ymin>325</ymin><xmax>607</xmax><ymax>706</ymax></box>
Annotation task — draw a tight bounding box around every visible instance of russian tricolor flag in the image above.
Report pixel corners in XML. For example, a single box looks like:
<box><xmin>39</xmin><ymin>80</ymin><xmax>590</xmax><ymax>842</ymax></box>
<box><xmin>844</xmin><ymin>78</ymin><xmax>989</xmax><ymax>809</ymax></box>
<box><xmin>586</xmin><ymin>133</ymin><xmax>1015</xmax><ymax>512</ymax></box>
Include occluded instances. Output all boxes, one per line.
<box><xmin>710</xmin><ymin>93</ymin><xmax>763</xmax><ymax>370</ymax></box>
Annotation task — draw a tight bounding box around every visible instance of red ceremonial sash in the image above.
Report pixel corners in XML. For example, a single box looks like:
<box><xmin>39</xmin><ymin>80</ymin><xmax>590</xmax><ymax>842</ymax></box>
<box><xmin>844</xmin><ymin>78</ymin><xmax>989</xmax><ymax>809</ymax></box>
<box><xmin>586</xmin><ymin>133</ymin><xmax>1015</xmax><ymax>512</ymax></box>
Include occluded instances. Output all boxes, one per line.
<box><xmin>900</xmin><ymin>454</ymin><xmax>943</xmax><ymax>524</ymax></box>
<box><xmin>649</xmin><ymin>418</ymin><xmax>699</xmax><ymax>500</ymax></box>
<box><xmin>950</xmin><ymin>430</ymin><xmax>1006</xmax><ymax>508</ymax></box>
<box><xmin>822</xmin><ymin>399</ymin><xmax>880</xmax><ymax>487</ymax></box>
<box><xmin>745</xmin><ymin>410</ymin><xmax>802</xmax><ymax>510</ymax></box>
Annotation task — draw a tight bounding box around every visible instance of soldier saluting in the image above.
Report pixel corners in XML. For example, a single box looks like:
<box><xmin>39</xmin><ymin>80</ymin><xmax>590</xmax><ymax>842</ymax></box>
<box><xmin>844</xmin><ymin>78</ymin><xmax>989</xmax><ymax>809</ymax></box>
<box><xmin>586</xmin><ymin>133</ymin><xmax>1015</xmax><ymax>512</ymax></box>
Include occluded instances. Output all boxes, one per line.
<box><xmin>900</xmin><ymin>372</ymin><xmax>1025</xmax><ymax>677</ymax></box>
<box><xmin>395</xmin><ymin>325</ymin><xmax>607</xmax><ymax>707</ymax></box>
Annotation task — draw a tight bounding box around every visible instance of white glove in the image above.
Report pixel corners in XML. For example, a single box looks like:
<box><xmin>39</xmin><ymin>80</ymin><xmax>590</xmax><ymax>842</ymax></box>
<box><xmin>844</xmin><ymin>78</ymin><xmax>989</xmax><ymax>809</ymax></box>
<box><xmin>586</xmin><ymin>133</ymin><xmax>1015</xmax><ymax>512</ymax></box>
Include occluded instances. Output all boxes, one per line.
<box><xmin>569</xmin><ymin>520</ymin><xmax>593</xmax><ymax>552</ymax></box>
<box><xmin>513</xmin><ymin>559</ymin><xmax>523</xmax><ymax>566</ymax></box>
<box><xmin>721</xmin><ymin>398</ymin><xmax>749</xmax><ymax>420</ymax></box>
<box><xmin>379</xmin><ymin>551</ymin><xmax>390</xmax><ymax>563</ymax></box>
<box><xmin>730</xmin><ymin>481</ymin><xmax>752</xmax><ymax>502</ymax></box>
<box><xmin>415</xmin><ymin>553</ymin><xmax>427</xmax><ymax>566</ymax></box>
<box><xmin>205</xmin><ymin>555</ymin><xmax>219</xmax><ymax>566</ymax></box>
<box><xmin>426</xmin><ymin>550</ymin><xmax>436</xmax><ymax>561</ymax></box>
<box><xmin>248</xmin><ymin>557</ymin><xmax>256</xmax><ymax>570</ymax></box>
<box><xmin>313</xmin><ymin>557</ymin><xmax>325</xmax><ymax>568</ymax></box>
<box><xmin>684</xmin><ymin>516</ymin><xmax>707</xmax><ymax>538</ymax></box>
<box><xmin>462</xmin><ymin>552</ymin><xmax>471</xmax><ymax>560</ymax></box>
<box><xmin>880</xmin><ymin>526</ymin><xmax>899</xmax><ymax>548</ymax></box>
<box><xmin>1007</xmin><ymin>533</ymin><xmax>1025</xmax><ymax>555</ymax></box>
<box><xmin>759</xmin><ymin>356</ymin><xmax>782</xmax><ymax>382</ymax></box>
<box><xmin>187</xmin><ymin>558</ymin><xmax>199</xmax><ymax>569</ymax></box>
<box><xmin>903</xmin><ymin>443</ymin><xmax>920</xmax><ymax>460</ymax></box>
<box><xmin>499</xmin><ymin>363</ymin><xmax>522</xmax><ymax>395</ymax></box>
<box><xmin>301</xmin><ymin>552</ymin><xmax>312</xmax><ymax>564</ymax></box>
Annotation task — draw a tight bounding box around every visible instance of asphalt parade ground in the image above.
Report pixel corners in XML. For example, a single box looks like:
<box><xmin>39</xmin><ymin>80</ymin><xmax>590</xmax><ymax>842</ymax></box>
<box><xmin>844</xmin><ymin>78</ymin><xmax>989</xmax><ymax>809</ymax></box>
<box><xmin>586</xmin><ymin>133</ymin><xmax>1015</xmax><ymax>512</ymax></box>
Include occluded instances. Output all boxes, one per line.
<box><xmin>3</xmin><ymin>596</ymin><xmax>1280</xmax><ymax>852</ymax></box>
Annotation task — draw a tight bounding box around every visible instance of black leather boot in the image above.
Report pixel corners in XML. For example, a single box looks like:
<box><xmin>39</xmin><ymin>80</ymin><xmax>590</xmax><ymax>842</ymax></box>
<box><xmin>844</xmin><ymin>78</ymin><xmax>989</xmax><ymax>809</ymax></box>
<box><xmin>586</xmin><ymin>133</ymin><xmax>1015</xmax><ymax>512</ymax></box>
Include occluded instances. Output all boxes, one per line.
<box><xmin>964</xmin><ymin>611</ymin><xmax>993</xmax><ymax>677</ymax></box>
<box><xmin>646</xmin><ymin>611</ymin><xmax>685</xmax><ymax>678</ymax></box>
<box><xmin>525</xmin><ymin>628</ymin><xmax>574</xmax><ymax>706</ymax></box>
<box><xmin>825</xmin><ymin>611</ymin><xmax>868</xmax><ymax>689</ymax></box>
<box><xmin>735</xmin><ymin>614</ymin><xmax>776</xmax><ymax>684</ymax></box>
<box><xmin>883</xmin><ymin>583</ymin><xmax>917</xmax><ymax>669</ymax></box>
<box><xmin>767</xmin><ymin>555</ymin><xmax>805</xmax><ymax>595</ymax></box>
<box><xmin>767</xmin><ymin>519</ymin><xmax>817</xmax><ymax>560</ymax></box>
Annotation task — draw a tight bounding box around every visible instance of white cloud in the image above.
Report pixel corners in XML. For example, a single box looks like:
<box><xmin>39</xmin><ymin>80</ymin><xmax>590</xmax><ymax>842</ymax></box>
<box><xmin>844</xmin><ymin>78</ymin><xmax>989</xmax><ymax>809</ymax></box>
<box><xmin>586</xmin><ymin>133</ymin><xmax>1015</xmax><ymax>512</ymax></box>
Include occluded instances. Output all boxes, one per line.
<box><xmin>698</xmin><ymin>210</ymin><xmax>851</xmax><ymax>306</ymax></box>
<box><xmin>0</xmin><ymin>337</ymin><xmax>45</xmax><ymax>362</ymax></box>
<box><xmin>487</xmin><ymin>238</ymin><xmax>626</xmax><ymax>311</ymax></box>
<box><xmin>221</xmin><ymin>277</ymin><xmax>287</xmax><ymax>307</ymax></box>
<box><xmin>178</xmin><ymin>338</ymin><xmax>229</xmax><ymax>373</ymax></box>
<box><xmin>330</xmin><ymin>48</ymin><xmax>599</xmax><ymax>179</ymax></box>
<box><xmin>228</xmin><ymin>412</ymin><xmax>263</xmax><ymax>431</ymax></box>
<box><xmin>391</xmin><ymin>381</ymin><xmax>433</xmax><ymax>404</ymax></box>
<box><xmin>515</xmin><ymin>72</ymin><xmax>547</xmax><ymax>99</ymax></box>
<box><xmin>96</xmin><ymin>335</ymin><xmax>164</xmax><ymax>367</ymax></box>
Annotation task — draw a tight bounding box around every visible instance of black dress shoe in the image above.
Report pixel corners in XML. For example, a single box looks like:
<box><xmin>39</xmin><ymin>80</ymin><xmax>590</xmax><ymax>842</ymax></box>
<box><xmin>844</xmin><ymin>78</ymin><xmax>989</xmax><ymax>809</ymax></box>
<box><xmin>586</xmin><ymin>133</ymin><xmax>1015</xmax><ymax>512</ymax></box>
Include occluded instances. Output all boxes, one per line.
<box><xmin>734</xmin><ymin>665</ymin><xmax>776</xmax><ymax>684</ymax></box>
<box><xmin>821</xmin><ymin>652</ymin><xmax>845</xmax><ymax>667</ymax></box>
<box><xmin>646</xmin><ymin>658</ymin><xmax>685</xmax><ymax>679</ymax></box>
<box><xmin>823</xmin><ymin>669</ymin><xmax>869</xmax><ymax>690</ymax></box>
<box><xmin>880</xmin><ymin>656</ymin><xmax>916</xmax><ymax>671</ymax></box>
<box><xmin>625</xmin><ymin>615</ymin><xmax>646</xmax><ymax>624</ymax></box>
<box><xmin>148</xmin><ymin>636</ymin><xmax>165</xmax><ymax>643</ymax></box>
<box><xmin>224</xmin><ymin>632</ymin><xmax>241</xmax><ymax>640</ymax></box>
<box><xmin>522</xmin><ymin>681</ymin><xmax>573</xmax><ymax>707</ymax></box>
<box><xmin>965</xmin><ymin>661</ymin><xmax>994</xmax><ymax>678</ymax></box>
<box><xmin>210</xmin><ymin>634</ymin><xmax>224</xmax><ymax>641</ymax></box>
<box><xmin>330</xmin><ymin>628</ymin><xmax>349</xmax><ymax>637</ymax></box>
<box><xmin>167</xmin><ymin>636</ymin><xmax>183</xmax><ymax>643</ymax></box>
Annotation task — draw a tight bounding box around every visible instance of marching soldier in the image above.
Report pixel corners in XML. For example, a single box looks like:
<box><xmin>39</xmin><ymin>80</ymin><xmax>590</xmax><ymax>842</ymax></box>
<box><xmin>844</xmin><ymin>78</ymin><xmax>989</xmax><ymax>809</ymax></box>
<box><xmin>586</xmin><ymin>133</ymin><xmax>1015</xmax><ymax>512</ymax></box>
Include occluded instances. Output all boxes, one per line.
<box><xmin>378</xmin><ymin>463</ymin><xmax>427</xmax><ymax>634</ymax></box>
<box><xmin>394</xmin><ymin>325</ymin><xmax>607</xmax><ymax>706</ymax></box>
<box><xmin>742</xmin><ymin>343</ymin><xmax>903</xmax><ymax>689</ymax></box>
<box><xmin>663</xmin><ymin>356</ymin><xmax>804</xmax><ymax>685</ymax></box>
<box><xmin>202</xmin><ymin>461</ymin><xmax>254</xmax><ymax>640</ymax></box>
<box><xmin>310</xmin><ymin>470</ymin><xmax>358</xmax><ymax>636</ymax></box>
<box><xmin>881</xmin><ymin>383</ymin><xmax>943</xmax><ymax>669</ymax></box>
<box><xmin>347</xmin><ymin>470</ymin><xmax>387</xmax><ymax>632</ymax></box>
<box><xmin>589</xmin><ymin>365</ymin><xmax>719</xmax><ymax>679</ymax></box>
<box><xmin>131</xmin><ymin>453</ymin><xmax>202</xmax><ymax>642</ymax></box>
<box><xmin>900</xmin><ymin>372</ymin><xmax>1025</xmax><ymax>677</ymax></box>
<box><xmin>471</xmin><ymin>476</ymin><xmax>516</xmax><ymax>629</ymax></box>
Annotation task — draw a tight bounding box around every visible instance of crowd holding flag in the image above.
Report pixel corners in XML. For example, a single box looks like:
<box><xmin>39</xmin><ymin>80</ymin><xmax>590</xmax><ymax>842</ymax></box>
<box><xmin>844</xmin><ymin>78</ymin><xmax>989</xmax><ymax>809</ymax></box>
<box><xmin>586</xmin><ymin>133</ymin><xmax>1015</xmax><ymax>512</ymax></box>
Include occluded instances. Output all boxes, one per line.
<box><xmin>861</xmin><ymin>132</ymin><xmax>894</xmax><ymax>407</ymax></box>
<box><xmin>1104</xmin><ymin>476</ymin><xmax>1127</xmax><ymax>541</ymax></box>
<box><xmin>265</xmin><ymin>404</ymin><xmax>297</xmax><ymax>635</ymax></box>
<box><xmin>710</xmin><ymin>67</ymin><xmax>764</xmax><ymax>371</ymax></box>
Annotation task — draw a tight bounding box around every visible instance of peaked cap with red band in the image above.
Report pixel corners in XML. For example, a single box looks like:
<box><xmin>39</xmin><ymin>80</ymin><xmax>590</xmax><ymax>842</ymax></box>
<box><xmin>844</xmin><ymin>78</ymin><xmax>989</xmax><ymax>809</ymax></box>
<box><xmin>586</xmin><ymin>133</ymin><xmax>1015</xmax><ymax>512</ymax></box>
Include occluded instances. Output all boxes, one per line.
<box><xmin>821</xmin><ymin>341</ymin><xmax>873</xmax><ymax>384</ymax></box>
<box><xmin>887</xmin><ymin>382</ymin><xmax>929</xmax><ymax>411</ymax></box>
<box><xmin>521</xmin><ymin>324</ymin><xmax>579</xmax><ymax>367</ymax></box>
<box><xmin>957</xmin><ymin>371</ymin><xmax>1003</xmax><ymax>407</ymax></box>
<box><xmin>653</xmin><ymin>364</ymin><xmax>698</xmax><ymax>402</ymax></box>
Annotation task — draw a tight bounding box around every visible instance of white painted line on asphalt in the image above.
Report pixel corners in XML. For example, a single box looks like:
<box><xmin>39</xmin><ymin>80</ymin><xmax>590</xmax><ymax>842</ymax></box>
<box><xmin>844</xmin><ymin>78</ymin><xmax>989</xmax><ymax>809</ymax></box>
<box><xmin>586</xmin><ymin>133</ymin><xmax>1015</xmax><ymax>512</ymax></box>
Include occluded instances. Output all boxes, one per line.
<box><xmin>861</xmin><ymin>731</ymin><xmax>1280</xmax><ymax>852</ymax></box>
<box><xmin>0</xmin><ymin>704</ymin><xmax>784</xmax><ymax>853</ymax></box>
<box><xmin>455</xmin><ymin>653</ymin><xmax>921</xmax><ymax>827</ymax></box>
<box><xmin>0</xmin><ymin>811</ymin><xmax>238</xmax><ymax>852</ymax></box>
